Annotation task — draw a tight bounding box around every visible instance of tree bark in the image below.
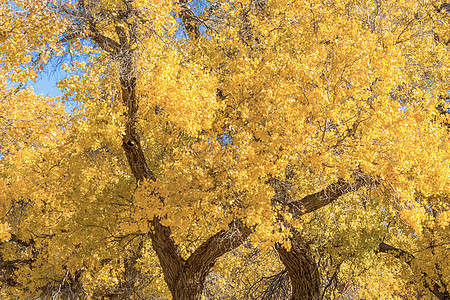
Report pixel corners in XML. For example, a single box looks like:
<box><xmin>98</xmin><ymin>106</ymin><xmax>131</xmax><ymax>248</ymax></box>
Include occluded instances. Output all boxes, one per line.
<box><xmin>150</xmin><ymin>218</ymin><xmax>251</xmax><ymax>299</ymax></box>
<box><xmin>80</xmin><ymin>4</ymin><xmax>375</xmax><ymax>298</ymax></box>
<box><xmin>82</xmin><ymin>10</ymin><xmax>252</xmax><ymax>298</ymax></box>
<box><xmin>275</xmin><ymin>232</ymin><xmax>320</xmax><ymax>300</ymax></box>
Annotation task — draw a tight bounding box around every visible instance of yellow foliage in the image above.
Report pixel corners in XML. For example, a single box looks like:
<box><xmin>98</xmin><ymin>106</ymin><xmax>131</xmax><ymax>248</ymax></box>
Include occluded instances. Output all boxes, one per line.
<box><xmin>0</xmin><ymin>222</ymin><xmax>10</xmax><ymax>242</ymax></box>
<box><xmin>0</xmin><ymin>0</ymin><xmax>449</xmax><ymax>298</ymax></box>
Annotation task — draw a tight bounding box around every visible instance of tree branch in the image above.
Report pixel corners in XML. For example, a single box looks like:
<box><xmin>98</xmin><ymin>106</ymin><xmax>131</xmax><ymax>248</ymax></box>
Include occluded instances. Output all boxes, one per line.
<box><xmin>89</xmin><ymin>31</ymin><xmax>121</xmax><ymax>54</ymax></box>
<box><xmin>289</xmin><ymin>176</ymin><xmax>369</xmax><ymax>216</ymax></box>
<box><xmin>149</xmin><ymin>218</ymin><xmax>184</xmax><ymax>296</ymax></box>
<box><xmin>378</xmin><ymin>242</ymin><xmax>414</xmax><ymax>266</ymax></box>
<box><xmin>270</xmin><ymin>173</ymin><xmax>373</xmax><ymax>218</ymax></box>
<box><xmin>178</xmin><ymin>0</ymin><xmax>201</xmax><ymax>39</ymax></box>
<box><xmin>378</xmin><ymin>242</ymin><xmax>450</xmax><ymax>300</ymax></box>
<box><xmin>185</xmin><ymin>219</ymin><xmax>252</xmax><ymax>274</ymax></box>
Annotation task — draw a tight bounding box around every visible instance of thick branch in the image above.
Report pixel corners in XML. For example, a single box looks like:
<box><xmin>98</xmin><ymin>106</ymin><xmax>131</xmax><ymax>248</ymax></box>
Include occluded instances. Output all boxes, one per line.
<box><xmin>89</xmin><ymin>32</ymin><xmax>121</xmax><ymax>54</ymax></box>
<box><xmin>270</xmin><ymin>173</ymin><xmax>372</xmax><ymax>218</ymax></box>
<box><xmin>288</xmin><ymin>177</ymin><xmax>368</xmax><ymax>216</ymax></box>
<box><xmin>378</xmin><ymin>242</ymin><xmax>450</xmax><ymax>300</ymax></box>
<box><xmin>115</xmin><ymin>25</ymin><xmax>129</xmax><ymax>47</ymax></box>
<box><xmin>378</xmin><ymin>242</ymin><xmax>414</xmax><ymax>266</ymax></box>
<box><xmin>148</xmin><ymin>218</ymin><xmax>184</xmax><ymax>296</ymax></box>
<box><xmin>109</xmin><ymin>20</ymin><xmax>179</xmax><ymax>297</ymax></box>
<box><xmin>116</xmin><ymin>24</ymin><xmax>155</xmax><ymax>183</ymax></box>
<box><xmin>185</xmin><ymin>219</ymin><xmax>252</xmax><ymax>274</ymax></box>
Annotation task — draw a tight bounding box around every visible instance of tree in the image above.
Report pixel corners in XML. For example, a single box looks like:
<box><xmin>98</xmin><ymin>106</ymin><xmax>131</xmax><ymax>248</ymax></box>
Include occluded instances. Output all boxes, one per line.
<box><xmin>0</xmin><ymin>0</ymin><xmax>449</xmax><ymax>299</ymax></box>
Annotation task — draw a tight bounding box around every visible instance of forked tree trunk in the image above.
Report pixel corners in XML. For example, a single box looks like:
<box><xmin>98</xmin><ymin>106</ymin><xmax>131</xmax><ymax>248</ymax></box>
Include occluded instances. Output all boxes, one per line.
<box><xmin>275</xmin><ymin>232</ymin><xmax>320</xmax><ymax>300</ymax></box>
<box><xmin>81</xmin><ymin>2</ymin><xmax>373</xmax><ymax>298</ymax></box>
<box><xmin>86</xmin><ymin>16</ymin><xmax>253</xmax><ymax>297</ymax></box>
<box><xmin>150</xmin><ymin>217</ymin><xmax>251</xmax><ymax>300</ymax></box>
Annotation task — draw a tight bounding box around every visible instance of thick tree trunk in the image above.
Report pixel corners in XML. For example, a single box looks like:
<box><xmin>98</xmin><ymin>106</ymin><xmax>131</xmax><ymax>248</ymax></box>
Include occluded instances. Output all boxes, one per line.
<box><xmin>276</xmin><ymin>232</ymin><xmax>320</xmax><ymax>300</ymax></box>
<box><xmin>83</xmin><ymin>4</ymin><xmax>374</xmax><ymax>298</ymax></box>
<box><xmin>172</xmin><ymin>272</ymin><xmax>206</xmax><ymax>300</ymax></box>
<box><xmin>84</xmin><ymin>19</ymin><xmax>253</xmax><ymax>297</ymax></box>
<box><xmin>150</xmin><ymin>218</ymin><xmax>251</xmax><ymax>300</ymax></box>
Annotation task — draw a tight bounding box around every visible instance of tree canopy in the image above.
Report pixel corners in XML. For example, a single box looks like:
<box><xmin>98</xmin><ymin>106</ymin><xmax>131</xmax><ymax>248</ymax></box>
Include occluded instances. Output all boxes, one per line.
<box><xmin>0</xmin><ymin>0</ymin><xmax>449</xmax><ymax>299</ymax></box>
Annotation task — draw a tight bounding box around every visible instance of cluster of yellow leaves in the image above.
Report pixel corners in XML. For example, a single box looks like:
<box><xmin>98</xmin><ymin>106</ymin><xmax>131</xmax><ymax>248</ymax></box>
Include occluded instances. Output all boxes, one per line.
<box><xmin>0</xmin><ymin>222</ymin><xmax>10</xmax><ymax>242</ymax></box>
<box><xmin>0</xmin><ymin>0</ymin><xmax>449</xmax><ymax>298</ymax></box>
<box><xmin>0</xmin><ymin>78</ymin><xmax>65</xmax><ymax>143</ymax></box>
<box><xmin>400</xmin><ymin>207</ymin><xmax>428</xmax><ymax>235</ymax></box>
<box><xmin>139</xmin><ymin>49</ymin><xmax>220</xmax><ymax>135</ymax></box>
<box><xmin>0</xmin><ymin>0</ymin><xmax>68</xmax><ymax>82</ymax></box>
<box><xmin>0</xmin><ymin>77</ymin><xmax>68</xmax><ymax>235</ymax></box>
<box><xmin>437</xmin><ymin>209</ymin><xmax>450</xmax><ymax>229</ymax></box>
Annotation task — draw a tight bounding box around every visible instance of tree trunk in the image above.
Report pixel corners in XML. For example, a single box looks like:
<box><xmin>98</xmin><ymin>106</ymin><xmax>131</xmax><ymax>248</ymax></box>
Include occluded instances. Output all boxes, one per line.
<box><xmin>276</xmin><ymin>232</ymin><xmax>320</xmax><ymax>300</ymax></box>
<box><xmin>84</xmin><ymin>5</ymin><xmax>372</xmax><ymax>297</ymax></box>
<box><xmin>150</xmin><ymin>218</ymin><xmax>251</xmax><ymax>300</ymax></box>
<box><xmin>172</xmin><ymin>271</ymin><xmax>206</xmax><ymax>300</ymax></box>
<box><xmin>84</xmin><ymin>16</ymin><xmax>253</xmax><ymax>297</ymax></box>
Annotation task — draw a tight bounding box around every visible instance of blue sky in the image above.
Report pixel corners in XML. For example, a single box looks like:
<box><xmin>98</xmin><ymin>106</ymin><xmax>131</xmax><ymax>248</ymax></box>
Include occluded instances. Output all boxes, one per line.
<box><xmin>29</xmin><ymin>72</ymin><xmax>80</xmax><ymax>113</ymax></box>
<box><xmin>28</xmin><ymin>65</ymin><xmax>83</xmax><ymax>112</ymax></box>
<box><xmin>30</xmin><ymin>74</ymin><xmax>62</xmax><ymax>98</ymax></box>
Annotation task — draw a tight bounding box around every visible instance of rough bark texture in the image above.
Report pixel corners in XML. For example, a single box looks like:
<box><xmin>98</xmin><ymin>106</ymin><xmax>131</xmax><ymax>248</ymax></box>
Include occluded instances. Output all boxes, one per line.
<box><xmin>150</xmin><ymin>218</ymin><xmax>252</xmax><ymax>300</ymax></box>
<box><xmin>378</xmin><ymin>242</ymin><xmax>450</xmax><ymax>300</ymax></box>
<box><xmin>275</xmin><ymin>232</ymin><xmax>320</xmax><ymax>300</ymax></box>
